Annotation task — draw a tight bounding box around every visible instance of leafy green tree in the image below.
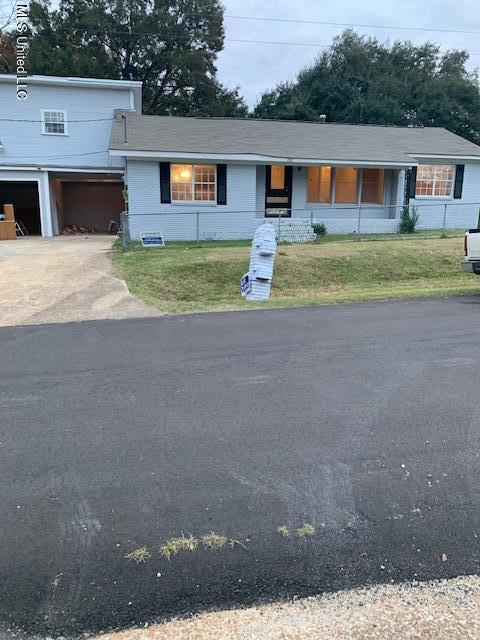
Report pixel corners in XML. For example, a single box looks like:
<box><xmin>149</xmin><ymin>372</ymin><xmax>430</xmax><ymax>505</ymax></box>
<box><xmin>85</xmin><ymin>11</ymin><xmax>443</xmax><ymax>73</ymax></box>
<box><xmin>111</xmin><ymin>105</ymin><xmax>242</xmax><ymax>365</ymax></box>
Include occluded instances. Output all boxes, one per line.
<box><xmin>253</xmin><ymin>31</ymin><xmax>480</xmax><ymax>144</ymax></box>
<box><xmin>24</xmin><ymin>0</ymin><xmax>247</xmax><ymax>116</ymax></box>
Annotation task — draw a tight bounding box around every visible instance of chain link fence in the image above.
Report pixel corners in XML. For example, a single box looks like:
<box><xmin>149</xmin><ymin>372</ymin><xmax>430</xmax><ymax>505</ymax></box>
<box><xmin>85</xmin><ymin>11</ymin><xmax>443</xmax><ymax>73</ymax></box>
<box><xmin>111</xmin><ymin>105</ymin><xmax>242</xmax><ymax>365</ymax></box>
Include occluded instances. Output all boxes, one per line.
<box><xmin>120</xmin><ymin>202</ymin><xmax>480</xmax><ymax>251</ymax></box>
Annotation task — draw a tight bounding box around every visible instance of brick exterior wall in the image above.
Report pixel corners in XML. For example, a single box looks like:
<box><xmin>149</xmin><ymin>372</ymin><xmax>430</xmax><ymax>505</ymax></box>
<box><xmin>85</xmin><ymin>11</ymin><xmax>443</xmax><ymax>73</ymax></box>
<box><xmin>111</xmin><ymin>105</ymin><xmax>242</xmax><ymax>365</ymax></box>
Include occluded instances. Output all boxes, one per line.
<box><xmin>410</xmin><ymin>163</ymin><xmax>480</xmax><ymax>230</ymax></box>
<box><xmin>126</xmin><ymin>160</ymin><xmax>479</xmax><ymax>241</ymax></box>
<box><xmin>126</xmin><ymin>160</ymin><xmax>258</xmax><ymax>240</ymax></box>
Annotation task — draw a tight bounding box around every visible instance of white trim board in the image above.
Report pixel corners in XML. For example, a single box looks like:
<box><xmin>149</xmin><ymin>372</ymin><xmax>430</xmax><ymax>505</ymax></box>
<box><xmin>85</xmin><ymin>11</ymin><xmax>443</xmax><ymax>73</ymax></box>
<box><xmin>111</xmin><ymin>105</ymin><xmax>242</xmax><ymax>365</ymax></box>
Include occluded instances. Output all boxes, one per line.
<box><xmin>0</xmin><ymin>74</ymin><xmax>142</xmax><ymax>91</ymax></box>
<box><xmin>0</xmin><ymin>166</ymin><xmax>124</xmax><ymax>174</ymax></box>
<box><xmin>411</xmin><ymin>154</ymin><xmax>480</xmax><ymax>163</ymax></box>
<box><xmin>109</xmin><ymin>149</ymin><xmax>415</xmax><ymax>168</ymax></box>
<box><xmin>0</xmin><ymin>171</ymin><xmax>51</xmax><ymax>236</ymax></box>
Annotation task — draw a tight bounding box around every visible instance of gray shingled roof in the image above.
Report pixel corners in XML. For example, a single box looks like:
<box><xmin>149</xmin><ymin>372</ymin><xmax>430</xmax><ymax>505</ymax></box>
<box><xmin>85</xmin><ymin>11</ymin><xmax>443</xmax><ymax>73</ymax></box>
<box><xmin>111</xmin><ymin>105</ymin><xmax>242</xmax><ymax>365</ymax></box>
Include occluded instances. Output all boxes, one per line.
<box><xmin>109</xmin><ymin>114</ymin><xmax>480</xmax><ymax>164</ymax></box>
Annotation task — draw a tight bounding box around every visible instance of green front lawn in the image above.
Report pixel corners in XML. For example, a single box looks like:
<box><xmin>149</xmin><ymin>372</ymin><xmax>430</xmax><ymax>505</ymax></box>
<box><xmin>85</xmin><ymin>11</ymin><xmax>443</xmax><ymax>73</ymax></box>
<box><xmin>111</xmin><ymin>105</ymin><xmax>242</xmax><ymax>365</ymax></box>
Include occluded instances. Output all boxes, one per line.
<box><xmin>112</xmin><ymin>231</ymin><xmax>478</xmax><ymax>314</ymax></box>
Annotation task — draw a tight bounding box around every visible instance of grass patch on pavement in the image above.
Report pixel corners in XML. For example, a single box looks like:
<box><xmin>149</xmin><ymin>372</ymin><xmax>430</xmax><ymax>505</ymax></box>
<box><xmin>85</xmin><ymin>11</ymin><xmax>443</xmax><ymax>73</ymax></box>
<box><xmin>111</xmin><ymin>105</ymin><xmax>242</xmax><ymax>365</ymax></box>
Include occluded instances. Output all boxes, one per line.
<box><xmin>124</xmin><ymin>547</ymin><xmax>151</xmax><ymax>564</ymax></box>
<box><xmin>112</xmin><ymin>231</ymin><xmax>478</xmax><ymax>314</ymax></box>
<box><xmin>201</xmin><ymin>532</ymin><xmax>228</xmax><ymax>550</ymax></box>
<box><xmin>159</xmin><ymin>535</ymin><xmax>198</xmax><ymax>560</ymax></box>
<box><xmin>297</xmin><ymin>524</ymin><xmax>316</xmax><ymax>538</ymax></box>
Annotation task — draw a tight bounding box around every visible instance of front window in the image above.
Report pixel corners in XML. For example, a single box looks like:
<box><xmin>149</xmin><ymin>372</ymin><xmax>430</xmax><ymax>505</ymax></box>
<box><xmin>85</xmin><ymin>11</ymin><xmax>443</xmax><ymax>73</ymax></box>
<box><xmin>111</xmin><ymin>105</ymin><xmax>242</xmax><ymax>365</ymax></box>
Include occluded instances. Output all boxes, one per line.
<box><xmin>415</xmin><ymin>164</ymin><xmax>455</xmax><ymax>198</ymax></box>
<box><xmin>307</xmin><ymin>166</ymin><xmax>332</xmax><ymax>203</ymax></box>
<box><xmin>41</xmin><ymin>110</ymin><xmax>67</xmax><ymax>135</ymax></box>
<box><xmin>171</xmin><ymin>164</ymin><xmax>216</xmax><ymax>202</ymax></box>
<box><xmin>335</xmin><ymin>167</ymin><xmax>358</xmax><ymax>204</ymax></box>
<box><xmin>306</xmin><ymin>167</ymin><xmax>386</xmax><ymax>205</ymax></box>
<box><xmin>361</xmin><ymin>169</ymin><xmax>385</xmax><ymax>204</ymax></box>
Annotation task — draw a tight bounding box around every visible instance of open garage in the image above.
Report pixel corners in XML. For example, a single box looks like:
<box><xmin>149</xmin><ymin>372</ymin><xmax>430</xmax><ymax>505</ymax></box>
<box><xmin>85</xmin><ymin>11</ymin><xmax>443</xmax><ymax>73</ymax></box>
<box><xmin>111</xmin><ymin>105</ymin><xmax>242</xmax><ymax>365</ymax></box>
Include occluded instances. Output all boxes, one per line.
<box><xmin>49</xmin><ymin>173</ymin><xmax>124</xmax><ymax>234</ymax></box>
<box><xmin>0</xmin><ymin>181</ymin><xmax>41</xmax><ymax>235</ymax></box>
<box><xmin>0</xmin><ymin>171</ymin><xmax>124</xmax><ymax>238</ymax></box>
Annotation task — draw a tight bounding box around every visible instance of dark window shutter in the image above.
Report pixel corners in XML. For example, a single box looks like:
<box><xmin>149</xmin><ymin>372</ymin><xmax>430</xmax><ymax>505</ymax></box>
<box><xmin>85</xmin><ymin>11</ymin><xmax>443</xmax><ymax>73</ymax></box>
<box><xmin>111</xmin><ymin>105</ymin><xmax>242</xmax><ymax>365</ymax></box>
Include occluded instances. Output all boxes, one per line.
<box><xmin>454</xmin><ymin>164</ymin><xmax>464</xmax><ymax>199</ymax></box>
<box><xmin>406</xmin><ymin>166</ymin><xmax>417</xmax><ymax>200</ymax></box>
<box><xmin>160</xmin><ymin>162</ymin><xmax>171</xmax><ymax>203</ymax></box>
<box><xmin>217</xmin><ymin>164</ymin><xmax>227</xmax><ymax>205</ymax></box>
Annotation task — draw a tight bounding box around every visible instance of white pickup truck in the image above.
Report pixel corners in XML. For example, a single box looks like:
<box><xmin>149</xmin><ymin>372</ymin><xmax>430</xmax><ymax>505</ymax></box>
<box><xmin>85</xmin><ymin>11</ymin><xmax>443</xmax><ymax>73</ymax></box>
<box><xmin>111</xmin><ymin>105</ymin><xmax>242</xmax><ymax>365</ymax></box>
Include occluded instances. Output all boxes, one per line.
<box><xmin>462</xmin><ymin>229</ymin><xmax>480</xmax><ymax>275</ymax></box>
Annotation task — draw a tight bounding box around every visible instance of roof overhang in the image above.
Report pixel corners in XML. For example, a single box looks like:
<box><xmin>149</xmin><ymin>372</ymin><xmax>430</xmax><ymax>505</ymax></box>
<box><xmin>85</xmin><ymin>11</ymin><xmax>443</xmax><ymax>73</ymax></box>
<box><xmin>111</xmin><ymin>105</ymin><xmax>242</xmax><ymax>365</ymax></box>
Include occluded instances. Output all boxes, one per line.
<box><xmin>109</xmin><ymin>149</ymin><xmax>415</xmax><ymax>169</ymax></box>
<box><xmin>411</xmin><ymin>153</ymin><xmax>480</xmax><ymax>164</ymax></box>
<box><xmin>0</xmin><ymin>74</ymin><xmax>142</xmax><ymax>91</ymax></box>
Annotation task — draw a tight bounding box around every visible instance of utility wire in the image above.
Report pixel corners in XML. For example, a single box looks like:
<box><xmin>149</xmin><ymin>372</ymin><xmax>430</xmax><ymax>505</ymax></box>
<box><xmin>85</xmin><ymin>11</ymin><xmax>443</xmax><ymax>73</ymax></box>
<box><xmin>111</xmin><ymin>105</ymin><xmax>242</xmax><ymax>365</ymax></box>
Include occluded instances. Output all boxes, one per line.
<box><xmin>49</xmin><ymin>27</ymin><xmax>336</xmax><ymax>49</ymax></box>
<box><xmin>224</xmin><ymin>14</ymin><xmax>480</xmax><ymax>36</ymax></box>
<box><xmin>225</xmin><ymin>38</ymin><xmax>480</xmax><ymax>54</ymax></box>
<box><xmin>0</xmin><ymin>116</ymin><xmax>115</xmax><ymax>123</ymax></box>
<box><xmin>222</xmin><ymin>37</ymin><xmax>331</xmax><ymax>49</ymax></box>
<box><xmin>21</xmin><ymin>26</ymin><xmax>480</xmax><ymax>55</ymax></box>
<box><xmin>7</xmin><ymin>150</ymin><xmax>111</xmax><ymax>160</ymax></box>
<box><xmin>26</xmin><ymin>16</ymin><xmax>480</xmax><ymax>37</ymax></box>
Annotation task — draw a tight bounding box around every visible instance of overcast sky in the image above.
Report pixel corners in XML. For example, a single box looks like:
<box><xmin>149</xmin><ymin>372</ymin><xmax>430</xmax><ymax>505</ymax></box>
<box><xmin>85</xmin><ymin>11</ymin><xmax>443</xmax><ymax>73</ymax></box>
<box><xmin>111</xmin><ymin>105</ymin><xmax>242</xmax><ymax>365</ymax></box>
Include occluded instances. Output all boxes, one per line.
<box><xmin>217</xmin><ymin>0</ymin><xmax>480</xmax><ymax>108</ymax></box>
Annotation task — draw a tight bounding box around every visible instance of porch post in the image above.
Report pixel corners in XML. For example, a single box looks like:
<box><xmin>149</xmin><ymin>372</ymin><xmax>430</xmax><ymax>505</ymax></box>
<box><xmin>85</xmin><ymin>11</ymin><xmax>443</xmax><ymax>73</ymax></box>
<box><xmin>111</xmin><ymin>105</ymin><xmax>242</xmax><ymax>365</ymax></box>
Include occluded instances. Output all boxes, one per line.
<box><xmin>357</xmin><ymin>168</ymin><xmax>363</xmax><ymax>234</ymax></box>
<box><xmin>38</xmin><ymin>171</ymin><xmax>53</xmax><ymax>237</ymax></box>
<box><xmin>396</xmin><ymin>170</ymin><xmax>406</xmax><ymax>219</ymax></box>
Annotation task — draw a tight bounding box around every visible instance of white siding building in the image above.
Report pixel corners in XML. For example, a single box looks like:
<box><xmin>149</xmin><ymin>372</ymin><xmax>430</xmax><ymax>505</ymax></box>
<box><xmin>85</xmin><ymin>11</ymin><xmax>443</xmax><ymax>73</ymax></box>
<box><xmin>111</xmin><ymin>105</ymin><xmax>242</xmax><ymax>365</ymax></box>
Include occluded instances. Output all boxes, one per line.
<box><xmin>0</xmin><ymin>75</ymin><xmax>142</xmax><ymax>236</ymax></box>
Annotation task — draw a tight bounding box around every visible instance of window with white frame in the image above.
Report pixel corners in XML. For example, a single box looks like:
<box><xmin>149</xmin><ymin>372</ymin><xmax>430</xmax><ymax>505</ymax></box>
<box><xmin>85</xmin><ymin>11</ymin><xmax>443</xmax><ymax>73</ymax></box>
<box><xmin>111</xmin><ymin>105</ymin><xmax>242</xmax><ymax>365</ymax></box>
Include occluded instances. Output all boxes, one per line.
<box><xmin>415</xmin><ymin>164</ymin><xmax>455</xmax><ymax>197</ymax></box>
<box><xmin>171</xmin><ymin>164</ymin><xmax>216</xmax><ymax>202</ymax></box>
<box><xmin>41</xmin><ymin>110</ymin><xmax>67</xmax><ymax>135</ymax></box>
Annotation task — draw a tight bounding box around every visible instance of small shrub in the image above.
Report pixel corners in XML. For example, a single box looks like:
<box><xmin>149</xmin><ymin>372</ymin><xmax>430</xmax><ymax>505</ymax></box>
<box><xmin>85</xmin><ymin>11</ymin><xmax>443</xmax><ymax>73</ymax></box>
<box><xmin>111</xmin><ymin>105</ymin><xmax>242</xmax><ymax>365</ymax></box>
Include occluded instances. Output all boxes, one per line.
<box><xmin>399</xmin><ymin>205</ymin><xmax>419</xmax><ymax>233</ymax></box>
<box><xmin>277</xmin><ymin>525</ymin><xmax>291</xmax><ymax>538</ymax></box>
<box><xmin>312</xmin><ymin>223</ymin><xmax>327</xmax><ymax>237</ymax></box>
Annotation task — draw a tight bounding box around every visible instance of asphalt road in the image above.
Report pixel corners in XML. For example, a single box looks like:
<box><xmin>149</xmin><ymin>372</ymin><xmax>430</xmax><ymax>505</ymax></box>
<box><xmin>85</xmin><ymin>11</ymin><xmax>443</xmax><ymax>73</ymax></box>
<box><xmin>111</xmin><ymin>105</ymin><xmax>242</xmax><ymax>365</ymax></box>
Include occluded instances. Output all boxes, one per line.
<box><xmin>2</xmin><ymin>297</ymin><xmax>480</xmax><ymax>638</ymax></box>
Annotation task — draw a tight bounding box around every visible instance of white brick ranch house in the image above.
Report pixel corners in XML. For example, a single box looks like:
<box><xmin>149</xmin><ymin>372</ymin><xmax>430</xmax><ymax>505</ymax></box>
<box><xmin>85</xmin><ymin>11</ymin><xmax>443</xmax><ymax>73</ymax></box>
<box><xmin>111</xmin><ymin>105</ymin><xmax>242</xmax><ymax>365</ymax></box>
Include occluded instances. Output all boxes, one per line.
<box><xmin>109</xmin><ymin>115</ymin><xmax>480</xmax><ymax>241</ymax></box>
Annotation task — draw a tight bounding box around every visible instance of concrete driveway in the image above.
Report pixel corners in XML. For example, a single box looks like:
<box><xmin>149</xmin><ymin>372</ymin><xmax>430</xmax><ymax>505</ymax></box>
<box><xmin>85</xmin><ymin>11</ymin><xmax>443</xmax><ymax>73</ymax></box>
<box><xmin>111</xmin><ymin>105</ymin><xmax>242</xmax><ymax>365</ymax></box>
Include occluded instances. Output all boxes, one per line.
<box><xmin>2</xmin><ymin>298</ymin><xmax>480</xmax><ymax>638</ymax></box>
<box><xmin>0</xmin><ymin>236</ymin><xmax>159</xmax><ymax>326</ymax></box>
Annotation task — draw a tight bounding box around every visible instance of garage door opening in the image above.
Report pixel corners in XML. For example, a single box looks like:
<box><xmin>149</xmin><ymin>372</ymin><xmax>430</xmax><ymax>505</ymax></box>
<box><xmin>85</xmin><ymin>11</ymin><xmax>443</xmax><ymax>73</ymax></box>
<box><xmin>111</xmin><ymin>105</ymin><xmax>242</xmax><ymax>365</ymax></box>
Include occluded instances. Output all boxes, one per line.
<box><xmin>51</xmin><ymin>178</ymin><xmax>124</xmax><ymax>234</ymax></box>
<box><xmin>0</xmin><ymin>182</ymin><xmax>41</xmax><ymax>235</ymax></box>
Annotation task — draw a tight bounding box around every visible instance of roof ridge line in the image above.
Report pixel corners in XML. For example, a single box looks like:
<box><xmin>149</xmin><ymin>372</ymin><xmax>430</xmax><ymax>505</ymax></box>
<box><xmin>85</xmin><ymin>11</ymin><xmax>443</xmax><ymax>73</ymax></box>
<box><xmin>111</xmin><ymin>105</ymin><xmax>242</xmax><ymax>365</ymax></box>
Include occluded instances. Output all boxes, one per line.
<box><xmin>127</xmin><ymin>113</ymin><xmax>440</xmax><ymax>129</ymax></box>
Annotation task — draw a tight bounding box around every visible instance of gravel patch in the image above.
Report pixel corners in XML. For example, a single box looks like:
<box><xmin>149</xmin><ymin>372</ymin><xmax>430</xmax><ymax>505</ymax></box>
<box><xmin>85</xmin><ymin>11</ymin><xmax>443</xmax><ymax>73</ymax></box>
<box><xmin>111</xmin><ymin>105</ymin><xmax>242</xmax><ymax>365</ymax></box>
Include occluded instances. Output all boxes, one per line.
<box><xmin>92</xmin><ymin>575</ymin><xmax>480</xmax><ymax>640</ymax></box>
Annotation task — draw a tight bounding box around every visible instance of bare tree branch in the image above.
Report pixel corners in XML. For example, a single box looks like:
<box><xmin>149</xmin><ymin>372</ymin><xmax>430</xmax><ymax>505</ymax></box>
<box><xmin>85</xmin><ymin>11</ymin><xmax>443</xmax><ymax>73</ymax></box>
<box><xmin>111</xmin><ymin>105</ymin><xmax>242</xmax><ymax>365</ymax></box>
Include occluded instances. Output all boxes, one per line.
<box><xmin>0</xmin><ymin>0</ymin><xmax>16</xmax><ymax>33</ymax></box>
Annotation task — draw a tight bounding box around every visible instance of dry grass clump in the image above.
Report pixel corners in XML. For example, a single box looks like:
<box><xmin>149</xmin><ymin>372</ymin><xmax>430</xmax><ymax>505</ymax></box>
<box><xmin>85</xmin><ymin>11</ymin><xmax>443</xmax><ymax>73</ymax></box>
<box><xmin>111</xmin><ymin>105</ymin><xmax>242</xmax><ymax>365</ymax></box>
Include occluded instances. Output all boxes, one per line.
<box><xmin>277</xmin><ymin>526</ymin><xmax>291</xmax><ymax>538</ymax></box>
<box><xmin>124</xmin><ymin>547</ymin><xmax>151</xmax><ymax>564</ymax></box>
<box><xmin>297</xmin><ymin>524</ymin><xmax>316</xmax><ymax>538</ymax></box>
<box><xmin>201</xmin><ymin>532</ymin><xmax>228</xmax><ymax>550</ymax></box>
<box><xmin>159</xmin><ymin>534</ymin><xmax>198</xmax><ymax>560</ymax></box>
